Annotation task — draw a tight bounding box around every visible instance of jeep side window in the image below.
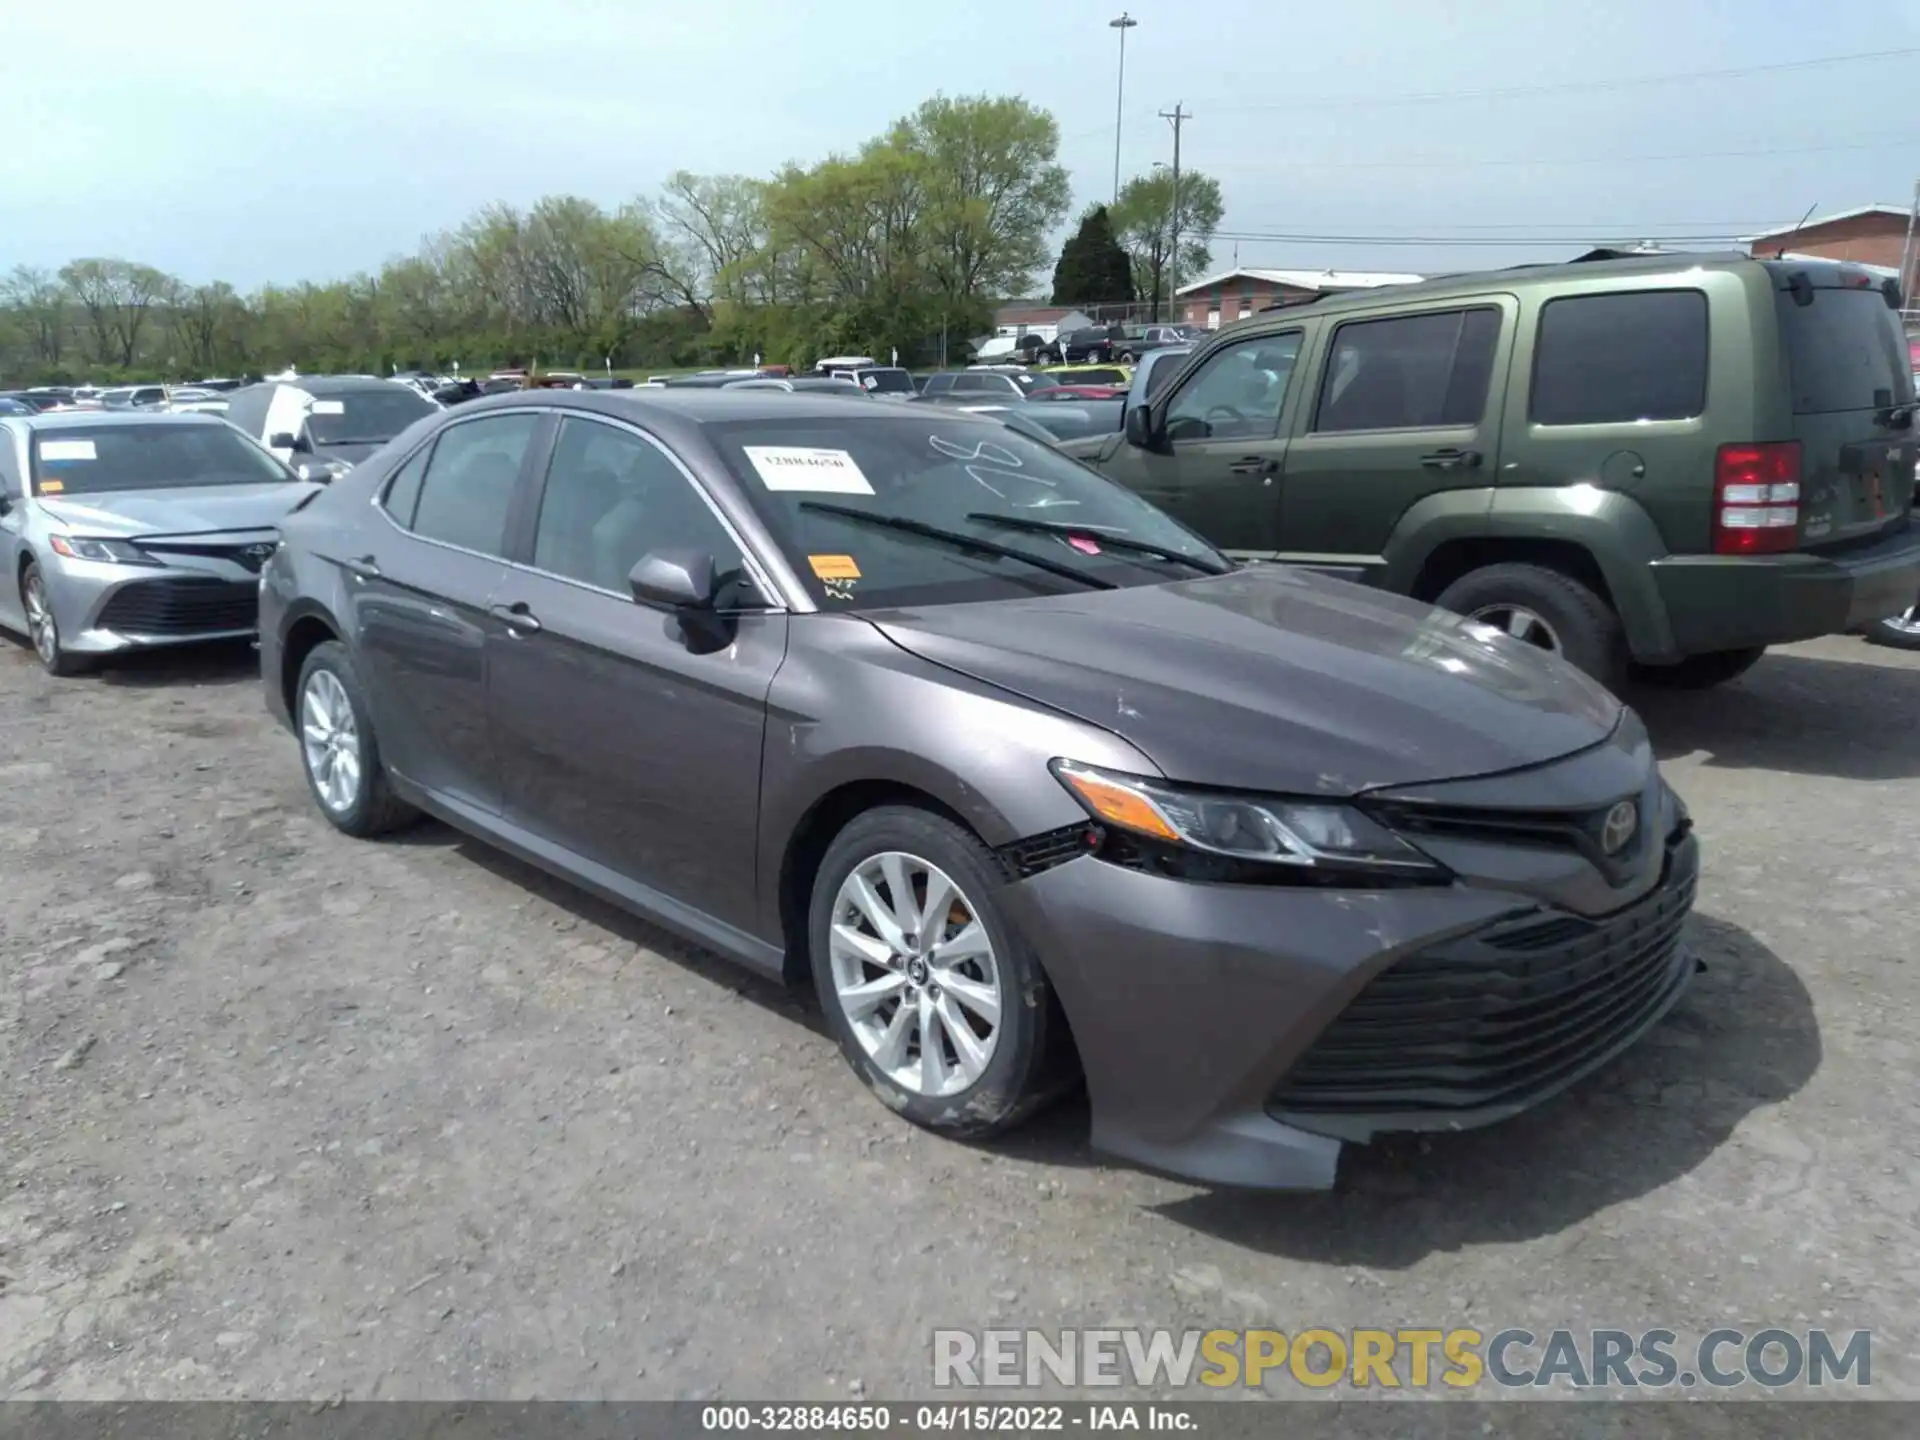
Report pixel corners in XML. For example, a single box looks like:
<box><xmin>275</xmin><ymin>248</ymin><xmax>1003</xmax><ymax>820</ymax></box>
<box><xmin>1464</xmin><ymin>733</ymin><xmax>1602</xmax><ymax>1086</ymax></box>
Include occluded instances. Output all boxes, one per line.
<box><xmin>1313</xmin><ymin>308</ymin><xmax>1501</xmax><ymax>433</ymax></box>
<box><xmin>1164</xmin><ymin>333</ymin><xmax>1303</xmax><ymax>442</ymax></box>
<box><xmin>1531</xmin><ymin>290</ymin><xmax>1708</xmax><ymax>425</ymax></box>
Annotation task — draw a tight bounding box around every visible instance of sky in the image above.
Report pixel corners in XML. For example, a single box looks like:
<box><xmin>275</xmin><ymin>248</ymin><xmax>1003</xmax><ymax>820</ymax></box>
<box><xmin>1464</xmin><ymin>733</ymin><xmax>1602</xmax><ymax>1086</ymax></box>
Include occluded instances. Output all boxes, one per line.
<box><xmin>7</xmin><ymin>0</ymin><xmax>1920</xmax><ymax>292</ymax></box>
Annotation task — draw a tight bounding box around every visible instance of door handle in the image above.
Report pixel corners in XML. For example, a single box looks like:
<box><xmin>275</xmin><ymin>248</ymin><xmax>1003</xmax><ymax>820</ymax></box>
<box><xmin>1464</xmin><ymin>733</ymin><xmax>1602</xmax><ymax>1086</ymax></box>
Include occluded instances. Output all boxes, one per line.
<box><xmin>1419</xmin><ymin>448</ymin><xmax>1483</xmax><ymax>471</ymax></box>
<box><xmin>343</xmin><ymin>554</ymin><xmax>381</xmax><ymax>580</ymax></box>
<box><xmin>490</xmin><ymin>601</ymin><xmax>542</xmax><ymax>635</ymax></box>
<box><xmin>1227</xmin><ymin>456</ymin><xmax>1278</xmax><ymax>475</ymax></box>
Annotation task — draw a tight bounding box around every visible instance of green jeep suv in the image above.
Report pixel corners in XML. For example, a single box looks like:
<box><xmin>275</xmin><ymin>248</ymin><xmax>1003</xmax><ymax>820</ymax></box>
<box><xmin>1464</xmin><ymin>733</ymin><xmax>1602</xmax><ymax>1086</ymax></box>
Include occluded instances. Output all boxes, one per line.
<box><xmin>1065</xmin><ymin>250</ymin><xmax>1920</xmax><ymax>688</ymax></box>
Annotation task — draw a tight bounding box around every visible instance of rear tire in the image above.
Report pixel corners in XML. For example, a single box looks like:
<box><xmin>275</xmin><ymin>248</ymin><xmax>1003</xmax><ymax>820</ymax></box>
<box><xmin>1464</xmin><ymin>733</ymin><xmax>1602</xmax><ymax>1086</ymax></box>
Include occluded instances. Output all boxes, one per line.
<box><xmin>294</xmin><ymin>640</ymin><xmax>418</xmax><ymax>837</ymax></box>
<box><xmin>1433</xmin><ymin>562</ymin><xmax>1625</xmax><ymax>688</ymax></box>
<box><xmin>809</xmin><ymin>806</ymin><xmax>1074</xmax><ymax>1139</ymax></box>
<box><xmin>1863</xmin><ymin>601</ymin><xmax>1920</xmax><ymax>651</ymax></box>
<box><xmin>1631</xmin><ymin>647</ymin><xmax>1767</xmax><ymax>689</ymax></box>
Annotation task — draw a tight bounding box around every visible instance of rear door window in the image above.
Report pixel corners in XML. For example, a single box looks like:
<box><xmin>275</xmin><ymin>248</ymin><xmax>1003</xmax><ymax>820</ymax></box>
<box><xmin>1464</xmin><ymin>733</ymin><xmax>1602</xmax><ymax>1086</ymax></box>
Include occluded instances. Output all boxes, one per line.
<box><xmin>1775</xmin><ymin>283</ymin><xmax>1915</xmax><ymax>414</ymax></box>
<box><xmin>1531</xmin><ymin>290</ymin><xmax>1708</xmax><ymax>425</ymax></box>
<box><xmin>408</xmin><ymin>414</ymin><xmax>540</xmax><ymax>557</ymax></box>
<box><xmin>1313</xmin><ymin>308</ymin><xmax>1502</xmax><ymax>433</ymax></box>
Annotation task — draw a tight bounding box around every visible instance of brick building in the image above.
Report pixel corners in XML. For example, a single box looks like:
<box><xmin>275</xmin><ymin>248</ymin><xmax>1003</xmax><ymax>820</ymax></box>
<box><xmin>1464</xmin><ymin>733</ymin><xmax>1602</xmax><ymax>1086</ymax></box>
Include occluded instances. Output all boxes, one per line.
<box><xmin>1171</xmin><ymin>267</ymin><xmax>1424</xmax><ymax>330</ymax></box>
<box><xmin>1743</xmin><ymin>204</ymin><xmax>1912</xmax><ymax>272</ymax></box>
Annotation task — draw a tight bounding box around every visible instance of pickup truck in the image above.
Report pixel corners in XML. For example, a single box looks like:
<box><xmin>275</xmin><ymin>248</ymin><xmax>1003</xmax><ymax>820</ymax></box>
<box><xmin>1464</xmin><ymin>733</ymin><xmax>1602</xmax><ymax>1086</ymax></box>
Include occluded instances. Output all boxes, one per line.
<box><xmin>918</xmin><ymin>345</ymin><xmax>1193</xmax><ymax>443</ymax></box>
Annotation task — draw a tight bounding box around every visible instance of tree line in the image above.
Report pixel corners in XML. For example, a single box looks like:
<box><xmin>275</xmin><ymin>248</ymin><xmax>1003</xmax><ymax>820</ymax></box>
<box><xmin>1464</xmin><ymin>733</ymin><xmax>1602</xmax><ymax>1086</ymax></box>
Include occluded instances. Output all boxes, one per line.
<box><xmin>0</xmin><ymin>94</ymin><xmax>1224</xmax><ymax>384</ymax></box>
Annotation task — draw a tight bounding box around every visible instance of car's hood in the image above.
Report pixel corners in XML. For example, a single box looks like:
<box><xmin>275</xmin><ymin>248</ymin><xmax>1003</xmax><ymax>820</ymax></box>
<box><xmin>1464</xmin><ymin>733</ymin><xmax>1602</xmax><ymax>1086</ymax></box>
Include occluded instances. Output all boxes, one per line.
<box><xmin>870</xmin><ymin>565</ymin><xmax>1624</xmax><ymax>796</ymax></box>
<box><xmin>34</xmin><ymin>482</ymin><xmax>321</xmax><ymax>537</ymax></box>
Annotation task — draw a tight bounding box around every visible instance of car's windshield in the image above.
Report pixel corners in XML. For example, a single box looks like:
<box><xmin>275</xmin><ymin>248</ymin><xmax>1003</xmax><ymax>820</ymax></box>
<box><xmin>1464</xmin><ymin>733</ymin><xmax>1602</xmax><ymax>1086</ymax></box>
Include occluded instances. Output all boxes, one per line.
<box><xmin>30</xmin><ymin>423</ymin><xmax>293</xmax><ymax>495</ymax></box>
<box><xmin>304</xmin><ymin>388</ymin><xmax>436</xmax><ymax>445</ymax></box>
<box><xmin>1011</xmin><ymin>371</ymin><xmax>1059</xmax><ymax>393</ymax></box>
<box><xmin>704</xmin><ymin>414</ymin><xmax>1226</xmax><ymax>610</ymax></box>
<box><xmin>856</xmin><ymin>368</ymin><xmax>915</xmax><ymax>394</ymax></box>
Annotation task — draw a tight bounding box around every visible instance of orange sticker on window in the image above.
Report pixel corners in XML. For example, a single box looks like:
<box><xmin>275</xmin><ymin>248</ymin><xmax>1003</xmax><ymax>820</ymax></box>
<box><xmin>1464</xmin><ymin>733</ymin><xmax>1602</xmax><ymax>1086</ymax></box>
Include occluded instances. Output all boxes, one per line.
<box><xmin>809</xmin><ymin>554</ymin><xmax>861</xmax><ymax>580</ymax></box>
<box><xmin>38</xmin><ymin>480</ymin><xmax>64</xmax><ymax>493</ymax></box>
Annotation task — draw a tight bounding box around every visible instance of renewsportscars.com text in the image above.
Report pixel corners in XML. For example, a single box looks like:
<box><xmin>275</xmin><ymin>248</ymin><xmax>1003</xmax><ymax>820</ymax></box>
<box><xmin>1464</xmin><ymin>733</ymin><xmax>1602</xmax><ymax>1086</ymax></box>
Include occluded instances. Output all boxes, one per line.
<box><xmin>933</xmin><ymin>1327</ymin><xmax>1872</xmax><ymax>1391</ymax></box>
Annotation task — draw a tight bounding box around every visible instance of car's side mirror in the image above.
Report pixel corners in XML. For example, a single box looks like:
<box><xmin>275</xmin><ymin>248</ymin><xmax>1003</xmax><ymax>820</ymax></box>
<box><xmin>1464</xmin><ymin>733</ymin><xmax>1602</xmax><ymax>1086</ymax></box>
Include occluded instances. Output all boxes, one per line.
<box><xmin>629</xmin><ymin>550</ymin><xmax>718</xmax><ymax>611</ymax></box>
<box><xmin>1124</xmin><ymin>403</ymin><xmax>1164</xmax><ymax>451</ymax></box>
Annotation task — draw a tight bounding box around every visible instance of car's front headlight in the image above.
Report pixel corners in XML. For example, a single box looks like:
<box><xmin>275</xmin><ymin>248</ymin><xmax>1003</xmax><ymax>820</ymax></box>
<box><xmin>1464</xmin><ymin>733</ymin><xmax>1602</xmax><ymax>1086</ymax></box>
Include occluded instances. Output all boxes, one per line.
<box><xmin>1050</xmin><ymin>759</ymin><xmax>1449</xmax><ymax>883</ymax></box>
<box><xmin>295</xmin><ymin>459</ymin><xmax>352</xmax><ymax>483</ymax></box>
<box><xmin>48</xmin><ymin>535</ymin><xmax>153</xmax><ymax>565</ymax></box>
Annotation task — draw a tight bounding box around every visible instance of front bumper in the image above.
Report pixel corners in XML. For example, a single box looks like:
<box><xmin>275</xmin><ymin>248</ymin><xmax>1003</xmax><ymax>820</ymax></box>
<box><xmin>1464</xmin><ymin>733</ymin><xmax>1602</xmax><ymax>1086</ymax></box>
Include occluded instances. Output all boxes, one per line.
<box><xmin>1648</xmin><ymin>519</ymin><xmax>1920</xmax><ymax>655</ymax></box>
<box><xmin>1003</xmin><ymin>830</ymin><xmax>1700</xmax><ymax>1190</ymax></box>
<box><xmin>44</xmin><ymin>553</ymin><xmax>265</xmax><ymax>654</ymax></box>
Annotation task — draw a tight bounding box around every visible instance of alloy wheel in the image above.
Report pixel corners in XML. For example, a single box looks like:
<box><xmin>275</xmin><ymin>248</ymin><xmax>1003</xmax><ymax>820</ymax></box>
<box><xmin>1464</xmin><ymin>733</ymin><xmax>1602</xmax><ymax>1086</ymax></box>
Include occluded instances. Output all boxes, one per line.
<box><xmin>1470</xmin><ymin>603</ymin><xmax>1564</xmax><ymax>655</ymax></box>
<box><xmin>828</xmin><ymin>851</ymin><xmax>1002</xmax><ymax>1097</ymax></box>
<box><xmin>300</xmin><ymin>669</ymin><xmax>363</xmax><ymax>813</ymax></box>
<box><xmin>1882</xmin><ymin>602</ymin><xmax>1920</xmax><ymax>636</ymax></box>
<box><xmin>23</xmin><ymin>571</ymin><xmax>57</xmax><ymax>666</ymax></box>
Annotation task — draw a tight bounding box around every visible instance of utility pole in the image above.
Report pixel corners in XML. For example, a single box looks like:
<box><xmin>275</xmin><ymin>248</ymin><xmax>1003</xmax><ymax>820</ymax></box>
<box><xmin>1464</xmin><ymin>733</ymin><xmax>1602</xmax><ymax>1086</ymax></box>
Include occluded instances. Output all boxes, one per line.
<box><xmin>1158</xmin><ymin>103</ymin><xmax>1188</xmax><ymax>323</ymax></box>
<box><xmin>1900</xmin><ymin>177</ymin><xmax>1920</xmax><ymax>320</ymax></box>
<box><xmin>1109</xmin><ymin>13</ymin><xmax>1137</xmax><ymax>205</ymax></box>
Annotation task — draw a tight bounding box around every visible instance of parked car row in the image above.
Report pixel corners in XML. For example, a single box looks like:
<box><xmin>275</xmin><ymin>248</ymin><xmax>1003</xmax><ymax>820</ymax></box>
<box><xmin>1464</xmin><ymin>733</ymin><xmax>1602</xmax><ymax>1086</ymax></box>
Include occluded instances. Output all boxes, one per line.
<box><xmin>2</xmin><ymin>357</ymin><xmax>1715</xmax><ymax>1192</ymax></box>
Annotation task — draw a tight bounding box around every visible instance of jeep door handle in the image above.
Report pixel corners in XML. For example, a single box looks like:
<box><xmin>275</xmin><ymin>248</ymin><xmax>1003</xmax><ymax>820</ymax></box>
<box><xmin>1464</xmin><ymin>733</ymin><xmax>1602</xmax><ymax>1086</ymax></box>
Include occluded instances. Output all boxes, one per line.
<box><xmin>343</xmin><ymin>554</ymin><xmax>381</xmax><ymax>580</ymax></box>
<box><xmin>490</xmin><ymin>602</ymin><xmax>542</xmax><ymax>635</ymax></box>
<box><xmin>1227</xmin><ymin>456</ymin><xmax>1278</xmax><ymax>475</ymax></box>
<box><xmin>1420</xmin><ymin>448</ymin><xmax>1483</xmax><ymax>471</ymax></box>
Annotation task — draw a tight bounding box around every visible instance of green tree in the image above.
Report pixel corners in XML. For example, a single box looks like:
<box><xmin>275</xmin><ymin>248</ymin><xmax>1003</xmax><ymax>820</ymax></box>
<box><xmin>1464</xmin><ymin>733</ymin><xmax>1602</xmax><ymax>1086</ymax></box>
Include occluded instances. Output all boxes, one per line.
<box><xmin>1110</xmin><ymin>170</ymin><xmax>1225</xmax><ymax>319</ymax></box>
<box><xmin>1051</xmin><ymin>204</ymin><xmax>1133</xmax><ymax>307</ymax></box>
<box><xmin>59</xmin><ymin>258</ymin><xmax>176</xmax><ymax>368</ymax></box>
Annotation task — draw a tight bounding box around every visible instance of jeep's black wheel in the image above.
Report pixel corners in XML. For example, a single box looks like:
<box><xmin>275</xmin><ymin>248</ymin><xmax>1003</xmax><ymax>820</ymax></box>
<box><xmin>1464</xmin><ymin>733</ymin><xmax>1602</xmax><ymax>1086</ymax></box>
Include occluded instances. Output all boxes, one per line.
<box><xmin>1434</xmin><ymin>563</ymin><xmax>1625</xmax><ymax>688</ymax></box>
<box><xmin>1631</xmin><ymin>647</ymin><xmax>1768</xmax><ymax>689</ymax></box>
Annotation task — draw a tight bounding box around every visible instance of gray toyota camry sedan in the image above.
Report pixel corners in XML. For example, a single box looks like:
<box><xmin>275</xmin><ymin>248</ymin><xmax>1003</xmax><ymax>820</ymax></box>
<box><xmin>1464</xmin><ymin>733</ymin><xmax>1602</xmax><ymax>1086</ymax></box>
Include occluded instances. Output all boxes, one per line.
<box><xmin>260</xmin><ymin>389</ymin><xmax>1699</xmax><ymax>1189</ymax></box>
<box><xmin>1</xmin><ymin>411</ymin><xmax>318</xmax><ymax>674</ymax></box>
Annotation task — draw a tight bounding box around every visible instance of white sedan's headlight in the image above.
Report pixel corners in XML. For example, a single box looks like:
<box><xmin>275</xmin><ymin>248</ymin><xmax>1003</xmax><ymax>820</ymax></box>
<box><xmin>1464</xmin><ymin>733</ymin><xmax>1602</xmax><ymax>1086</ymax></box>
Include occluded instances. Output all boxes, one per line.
<box><xmin>48</xmin><ymin>535</ymin><xmax>152</xmax><ymax>565</ymax></box>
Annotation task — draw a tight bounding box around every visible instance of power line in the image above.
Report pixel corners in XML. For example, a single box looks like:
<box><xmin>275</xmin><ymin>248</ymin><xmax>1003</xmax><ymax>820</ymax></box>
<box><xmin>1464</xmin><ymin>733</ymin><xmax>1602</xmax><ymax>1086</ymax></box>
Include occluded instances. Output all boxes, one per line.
<box><xmin>1179</xmin><ymin>45</ymin><xmax>1920</xmax><ymax>115</ymax></box>
<box><xmin>1226</xmin><ymin>131</ymin><xmax>1920</xmax><ymax>172</ymax></box>
<box><xmin>1208</xmin><ymin>232</ymin><xmax>1744</xmax><ymax>247</ymax></box>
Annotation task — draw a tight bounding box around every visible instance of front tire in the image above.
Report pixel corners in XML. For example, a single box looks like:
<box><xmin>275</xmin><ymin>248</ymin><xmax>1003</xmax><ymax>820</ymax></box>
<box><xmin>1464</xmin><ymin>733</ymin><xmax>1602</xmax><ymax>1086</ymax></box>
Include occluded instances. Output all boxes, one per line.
<box><xmin>1631</xmin><ymin>647</ymin><xmax>1767</xmax><ymax>689</ymax></box>
<box><xmin>809</xmin><ymin>806</ymin><xmax>1073</xmax><ymax>1138</ymax></box>
<box><xmin>1434</xmin><ymin>562</ymin><xmax>1625</xmax><ymax>688</ymax></box>
<box><xmin>21</xmin><ymin>562</ymin><xmax>92</xmax><ymax>677</ymax></box>
<box><xmin>294</xmin><ymin>640</ymin><xmax>417</xmax><ymax>837</ymax></box>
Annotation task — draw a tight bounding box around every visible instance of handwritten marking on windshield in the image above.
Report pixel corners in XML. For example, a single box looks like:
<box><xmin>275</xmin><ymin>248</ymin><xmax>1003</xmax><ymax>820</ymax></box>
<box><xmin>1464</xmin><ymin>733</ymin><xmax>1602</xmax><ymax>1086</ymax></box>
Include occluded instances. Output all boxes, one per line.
<box><xmin>929</xmin><ymin>431</ymin><xmax>1060</xmax><ymax>505</ymax></box>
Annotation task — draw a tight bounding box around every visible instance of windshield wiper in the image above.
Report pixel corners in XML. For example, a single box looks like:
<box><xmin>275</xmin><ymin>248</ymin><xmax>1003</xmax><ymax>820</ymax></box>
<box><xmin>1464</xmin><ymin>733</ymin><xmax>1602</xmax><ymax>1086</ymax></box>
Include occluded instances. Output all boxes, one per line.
<box><xmin>797</xmin><ymin>501</ymin><xmax>1117</xmax><ymax>590</ymax></box>
<box><xmin>964</xmin><ymin>512</ymin><xmax>1231</xmax><ymax>574</ymax></box>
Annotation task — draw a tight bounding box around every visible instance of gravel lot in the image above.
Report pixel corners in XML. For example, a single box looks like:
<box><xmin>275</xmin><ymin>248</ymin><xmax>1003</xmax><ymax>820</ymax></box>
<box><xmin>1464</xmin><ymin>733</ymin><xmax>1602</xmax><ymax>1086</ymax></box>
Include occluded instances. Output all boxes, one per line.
<box><xmin>2</xmin><ymin>632</ymin><xmax>1917</xmax><ymax>1405</ymax></box>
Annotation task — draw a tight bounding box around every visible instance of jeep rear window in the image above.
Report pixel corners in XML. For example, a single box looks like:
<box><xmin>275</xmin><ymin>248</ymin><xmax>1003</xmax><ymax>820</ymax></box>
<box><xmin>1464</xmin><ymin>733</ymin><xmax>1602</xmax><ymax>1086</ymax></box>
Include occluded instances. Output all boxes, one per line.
<box><xmin>1531</xmin><ymin>290</ymin><xmax>1707</xmax><ymax>426</ymax></box>
<box><xmin>1775</xmin><ymin>284</ymin><xmax>1914</xmax><ymax>415</ymax></box>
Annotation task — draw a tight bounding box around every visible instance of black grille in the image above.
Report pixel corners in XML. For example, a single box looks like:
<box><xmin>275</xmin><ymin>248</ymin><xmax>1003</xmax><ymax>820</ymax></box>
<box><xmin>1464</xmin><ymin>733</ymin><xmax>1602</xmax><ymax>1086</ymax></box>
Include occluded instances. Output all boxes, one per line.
<box><xmin>139</xmin><ymin>540</ymin><xmax>277</xmax><ymax>574</ymax></box>
<box><xmin>97</xmin><ymin>578</ymin><xmax>259</xmax><ymax>637</ymax></box>
<box><xmin>1269</xmin><ymin>840</ymin><xmax>1698</xmax><ymax>1130</ymax></box>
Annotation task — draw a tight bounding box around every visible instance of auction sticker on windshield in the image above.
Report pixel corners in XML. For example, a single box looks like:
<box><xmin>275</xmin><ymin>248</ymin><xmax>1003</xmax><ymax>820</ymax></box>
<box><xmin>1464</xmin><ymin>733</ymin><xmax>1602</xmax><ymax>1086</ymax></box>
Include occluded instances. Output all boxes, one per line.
<box><xmin>309</xmin><ymin>400</ymin><xmax>346</xmax><ymax>415</ymax></box>
<box><xmin>808</xmin><ymin>554</ymin><xmax>862</xmax><ymax>580</ymax></box>
<box><xmin>38</xmin><ymin>440</ymin><xmax>96</xmax><ymax>462</ymax></box>
<box><xmin>744</xmin><ymin>445</ymin><xmax>874</xmax><ymax>495</ymax></box>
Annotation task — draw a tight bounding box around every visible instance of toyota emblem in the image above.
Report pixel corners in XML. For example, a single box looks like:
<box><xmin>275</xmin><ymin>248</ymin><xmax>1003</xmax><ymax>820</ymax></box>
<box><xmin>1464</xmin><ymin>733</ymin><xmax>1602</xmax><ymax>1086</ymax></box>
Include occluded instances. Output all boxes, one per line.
<box><xmin>1600</xmin><ymin>799</ymin><xmax>1639</xmax><ymax>855</ymax></box>
<box><xmin>244</xmin><ymin>543</ymin><xmax>275</xmax><ymax>563</ymax></box>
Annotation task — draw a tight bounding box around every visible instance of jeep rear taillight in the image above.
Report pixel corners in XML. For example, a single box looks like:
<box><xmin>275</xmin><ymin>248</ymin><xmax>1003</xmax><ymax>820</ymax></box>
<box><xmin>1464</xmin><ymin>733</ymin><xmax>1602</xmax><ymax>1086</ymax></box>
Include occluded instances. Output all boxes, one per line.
<box><xmin>1713</xmin><ymin>442</ymin><xmax>1802</xmax><ymax>554</ymax></box>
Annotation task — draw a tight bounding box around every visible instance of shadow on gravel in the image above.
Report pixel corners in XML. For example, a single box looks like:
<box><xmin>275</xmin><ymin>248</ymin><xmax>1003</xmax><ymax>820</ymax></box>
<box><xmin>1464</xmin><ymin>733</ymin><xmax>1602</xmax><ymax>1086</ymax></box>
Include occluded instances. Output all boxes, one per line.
<box><xmin>1145</xmin><ymin>912</ymin><xmax>1818</xmax><ymax>1265</ymax></box>
<box><xmin>1631</xmin><ymin>650</ymin><xmax>1920</xmax><ymax>781</ymax></box>
<box><xmin>447</xmin><ymin>836</ymin><xmax>825</xmax><ymax>1035</ymax></box>
<box><xmin>93</xmin><ymin>638</ymin><xmax>261</xmax><ymax>689</ymax></box>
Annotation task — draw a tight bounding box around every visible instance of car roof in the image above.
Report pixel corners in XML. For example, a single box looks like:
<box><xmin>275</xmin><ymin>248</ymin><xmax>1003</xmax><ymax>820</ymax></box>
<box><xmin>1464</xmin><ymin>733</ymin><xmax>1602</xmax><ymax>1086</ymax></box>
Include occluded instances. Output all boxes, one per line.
<box><xmin>440</xmin><ymin>387</ymin><xmax>1006</xmax><ymax>430</ymax></box>
<box><xmin>1242</xmin><ymin>249</ymin><xmax>1786</xmax><ymax>324</ymax></box>
<box><xmin>14</xmin><ymin>409</ymin><xmax>231</xmax><ymax>431</ymax></box>
<box><xmin>232</xmin><ymin>376</ymin><xmax>402</xmax><ymax>397</ymax></box>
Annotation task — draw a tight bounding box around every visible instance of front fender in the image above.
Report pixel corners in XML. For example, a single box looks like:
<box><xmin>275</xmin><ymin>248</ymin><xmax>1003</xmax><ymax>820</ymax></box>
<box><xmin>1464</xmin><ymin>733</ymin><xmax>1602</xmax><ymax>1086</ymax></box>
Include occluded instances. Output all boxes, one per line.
<box><xmin>754</xmin><ymin>621</ymin><xmax>1156</xmax><ymax>943</ymax></box>
<box><xmin>1380</xmin><ymin>486</ymin><xmax>1675</xmax><ymax>659</ymax></box>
